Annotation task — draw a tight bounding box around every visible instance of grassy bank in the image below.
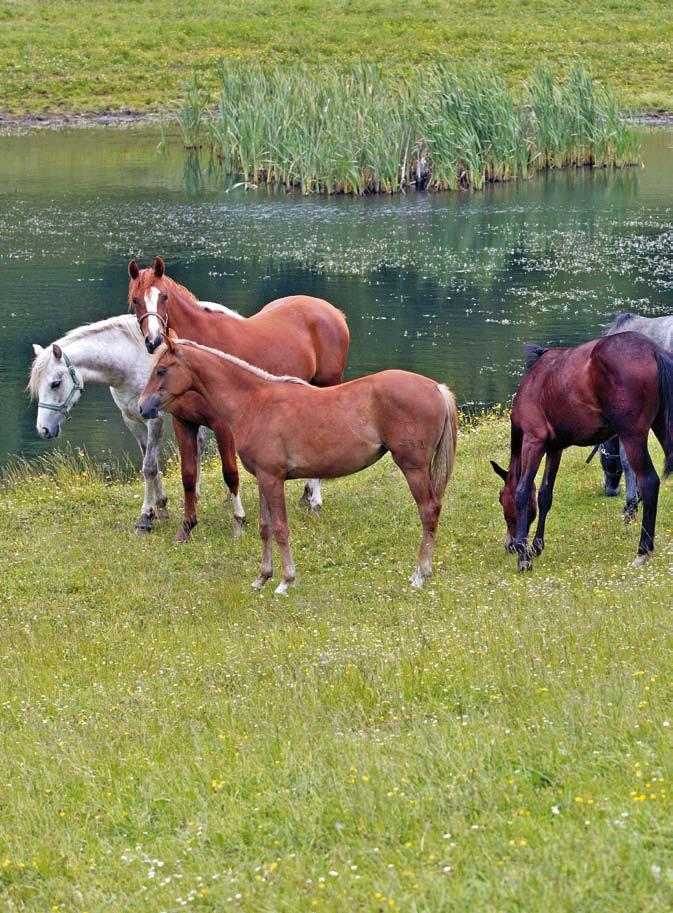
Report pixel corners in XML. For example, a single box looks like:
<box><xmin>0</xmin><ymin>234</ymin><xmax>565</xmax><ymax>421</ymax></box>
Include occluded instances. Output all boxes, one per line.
<box><xmin>1</xmin><ymin>1</ymin><xmax>673</xmax><ymax>116</ymax></box>
<box><xmin>181</xmin><ymin>62</ymin><xmax>637</xmax><ymax>194</ymax></box>
<box><xmin>2</xmin><ymin>413</ymin><xmax>673</xmax><ymax>911</ymax></box>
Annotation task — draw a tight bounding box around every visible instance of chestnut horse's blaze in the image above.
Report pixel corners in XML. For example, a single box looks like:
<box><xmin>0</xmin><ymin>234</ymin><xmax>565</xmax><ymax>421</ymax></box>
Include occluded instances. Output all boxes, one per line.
<box><xmin>492</xmin><ymin>333</ymin><xmax>673</xmax><ymax>571</ymax></box>
<box><xmin>139</xmin><ymin>336</ymin><xmax>457</xmax><ymax>593</ymax></box>
<box><xmin>127</xmin><ymin>257</ymin><xmax>350</xmax><ymax>540</ymax></box>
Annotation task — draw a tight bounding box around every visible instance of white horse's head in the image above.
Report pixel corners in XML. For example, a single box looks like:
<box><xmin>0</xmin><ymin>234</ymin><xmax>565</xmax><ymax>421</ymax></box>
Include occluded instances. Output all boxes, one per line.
<box><xmin>29</xmin><ymin>343</ymin><xmax>84</xmax><ymax>439</ymax></box>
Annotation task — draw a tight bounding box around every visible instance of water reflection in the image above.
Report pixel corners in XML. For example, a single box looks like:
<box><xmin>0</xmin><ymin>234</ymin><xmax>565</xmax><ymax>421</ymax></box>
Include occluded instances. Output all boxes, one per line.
<box><xmin>0</xmin><ymin>126</ymin><xmax>672</xmax><ymax>466</ymax></box>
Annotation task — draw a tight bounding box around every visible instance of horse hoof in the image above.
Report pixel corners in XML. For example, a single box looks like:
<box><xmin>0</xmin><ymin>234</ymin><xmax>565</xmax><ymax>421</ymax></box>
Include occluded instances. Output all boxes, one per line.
<box><xmin>409</xmin><ymin>570</ymin><xmax>424</xmax><ymax>589</ymax></box>
<box><xmin>310</xmin><ymin>503</ymin><xmax>322</xmax><ymax>516</ymax></box>
<box><xmin>518</xmin><ymin>557</ymin><xmax>533</xmax><ymax>572</ymax></box>
<box><xmin>632</xmin><ymin>552</ymin><xmax>653</xmax><ymax>569</ymax></box>
<box><xmin>530</xmin><ymin>538</ymin><xmax>544</xmax><ymax>557</ymax></box>
<box><xmin>155</xmin><ymin>507</ymin><xmax>169</xmax><ymax>520</ymax></box>
<box><xmin>624</xmin><ymin>510</ymin><xmax>638</xmax><ymax>524</ymax></box>
<box><xmin>174</xmin><ymin>521</ymin><xmax>196</xmax><ymax>543</ymax></box>
<box><xmin>252</xmin><ymin>574</ymin><xmax>271</xmax><ymax>590</ymax></box>
<box><xmin>135</xmin><ymin>514</ymin><xmax>153</xmax><ymax>534</ymax></box>
<box><xmin>604</xmin><ymin>487</ymin><xmax>621</xmax><ymax>497</ymax></box>
<box><xmin>274</xmin><ymin>579</ymin><xmax>294</xmax><ymax>596</ymax></box>
<box><xmin>232</xmin><ymin>516</ymin><xmax>247</xmax><ymax>538</ymax></box>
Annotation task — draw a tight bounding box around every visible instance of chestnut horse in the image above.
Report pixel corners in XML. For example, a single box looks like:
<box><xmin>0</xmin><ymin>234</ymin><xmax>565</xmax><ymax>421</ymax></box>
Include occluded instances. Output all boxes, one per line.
<box><xmin>491</xmin><ymin>332</ymin><xmax>673</xmax><ymax>571</ymax></box>
<box><xmin>128</xmin><ymin>257</ymin><xmax>350</xmax><ymax>540</ymax></box>
<box><xmin>139</xmin><ymin>337</ymin><xmax>457</xmax><ymax>593</ymax></box>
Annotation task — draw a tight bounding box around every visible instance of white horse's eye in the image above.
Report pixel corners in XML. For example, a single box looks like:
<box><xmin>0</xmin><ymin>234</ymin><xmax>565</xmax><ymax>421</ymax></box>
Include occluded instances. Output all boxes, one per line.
<box><xmin>50</xmin><ymin>379</ymin><xmax>62</xmax><ymax>389</ymax></box>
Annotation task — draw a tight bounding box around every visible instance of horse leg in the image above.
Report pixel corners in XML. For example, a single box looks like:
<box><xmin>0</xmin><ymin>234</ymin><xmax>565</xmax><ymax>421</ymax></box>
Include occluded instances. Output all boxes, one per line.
<box><xmin>123</xmin><ymin>414</ymin><xmax>155</xmax><ymax>533</ymax></box>
<box><xmin>619</xmin><ymin>436</ymin><xmax>659</xmax><ymax>567</ymax></box>
<box><xmin>531</xmin><ymin>449</ymin><xmax>562</xmax><ymax>556</ymax></box>
<box><xmin>172</xmin><ymin>417</ymin><xmax>200</xmax><ymax>543</ymax></box>
<box><xmin>148</xmin><ymin>415</ymin><xmax>169</xmax><ymax>520</ymax></box>
<box><xmin>620</xmin><ymin>440</ymin><xmax>641</xmax><ymax>523</ymax></box>
<box><xmin>195</xmin><ymin>425</ymin><xmax>206</xmax><ymax>500</ymax></box>
<box><xmin>514</xmin><ymin>439</ymin><xmax>545</xmax><ymax>572</ymax></box>
<box><xmin>258</xmin><ymin>474</ymin><xmax>295</xmax><ymax>595</ymax></box>
<box><xmin>299</xmin><ymin>479</ymin><xmax>322</xmax><ymax>514</ymax></box>
<box><xmin>212</xmin><ymin>418</ymin><xmax>246</xmax><ymax>536</ymax></box>
<box><xmin>251</xmin><ymin>489</ymin><xmax>273</xmax><ymax>590</ymax></box>
<box><xmin>399</xmin><ymin>466</ymin><xmax>441</xmax><ymax>589</ymax></box>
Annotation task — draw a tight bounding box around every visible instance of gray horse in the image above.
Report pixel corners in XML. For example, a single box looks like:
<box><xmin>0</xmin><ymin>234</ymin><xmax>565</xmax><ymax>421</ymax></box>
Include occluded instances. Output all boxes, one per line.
<box><xmin>600</xmin><ymin>313</ymin><xmax>673</xmax><ymax>519</ymax></box>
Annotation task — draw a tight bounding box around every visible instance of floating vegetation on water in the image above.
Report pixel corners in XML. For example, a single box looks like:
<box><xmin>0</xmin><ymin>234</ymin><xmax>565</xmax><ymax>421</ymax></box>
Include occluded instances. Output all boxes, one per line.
<box><xmin>176</xmin><ymin>62</ymin><xmax>639</xmax><ymax>195</ymax></box>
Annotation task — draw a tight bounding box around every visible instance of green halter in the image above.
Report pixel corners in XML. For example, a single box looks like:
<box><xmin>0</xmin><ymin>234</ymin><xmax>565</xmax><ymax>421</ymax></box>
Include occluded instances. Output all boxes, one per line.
<box><xmin>38</xmin><ymin>352</ymin><xmax>83</xmax><ymax>421</ymax></box>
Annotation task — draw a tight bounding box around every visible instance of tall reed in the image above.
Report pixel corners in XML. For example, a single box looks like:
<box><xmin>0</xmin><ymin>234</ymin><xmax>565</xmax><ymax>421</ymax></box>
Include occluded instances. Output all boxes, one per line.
<box><xmin>177</xmin><ymin>62</ymin><xmax>638</xmax><ymax>195</ymax></box>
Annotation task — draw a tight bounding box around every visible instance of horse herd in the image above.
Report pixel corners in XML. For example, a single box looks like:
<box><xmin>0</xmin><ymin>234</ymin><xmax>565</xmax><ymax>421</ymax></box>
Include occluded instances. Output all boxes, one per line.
<box><xmin>29</xmin><ymin>258</ymin><xmax>673</xmax><ymax>591</ymax></box>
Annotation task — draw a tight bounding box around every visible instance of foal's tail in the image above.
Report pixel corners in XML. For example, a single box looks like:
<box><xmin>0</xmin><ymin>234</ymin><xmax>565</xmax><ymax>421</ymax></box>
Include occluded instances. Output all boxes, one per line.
<box><xmin>430</xmin><ymin>385</ymin><xmax>458</xmax><ymax>500</ymax></box>
<box><xmin>656</xmin><ymin>351</ymin><xmax>673</xmax><ymax>477</ymax></box>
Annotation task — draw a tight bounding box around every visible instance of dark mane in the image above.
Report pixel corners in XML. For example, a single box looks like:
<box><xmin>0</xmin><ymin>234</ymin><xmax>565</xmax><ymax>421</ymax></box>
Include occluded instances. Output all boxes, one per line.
<box><xmin>524</xmin><ymin>344</ymin><xmax>549</xmax><ymax>371</ymax></box>
<box><xmin>609</xmin><ymin>312</ymin><xmax>637</xmax><ymax>332</ymax></box>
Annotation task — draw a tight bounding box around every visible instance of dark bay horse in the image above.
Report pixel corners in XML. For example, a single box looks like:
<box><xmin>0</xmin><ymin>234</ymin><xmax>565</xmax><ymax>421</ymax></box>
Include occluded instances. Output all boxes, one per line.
<box><xmin>139</xmin><ymin>336</ymin><xmax>457</xmax><ymax>593</ymax></box>
<box><xmin>491</xmin><ymin>332</ymin><xmax>673</xmax><ymax>571</ymax></box>
<box><xmin>128</xmin><ymin>257</ymin><xmax>350</xmax><ymax>540</ymax></box>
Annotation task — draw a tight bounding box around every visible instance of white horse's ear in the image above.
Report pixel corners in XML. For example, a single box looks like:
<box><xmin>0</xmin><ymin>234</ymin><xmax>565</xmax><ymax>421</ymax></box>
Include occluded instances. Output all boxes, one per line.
<box><xmin>32</xmin><ymin>343</ymin><xmax>44</xmax><ymax>356</ymax></box>
<box><xmin>52</xmin><ymin>343</ymin><xmax>63</xmax><ymax>361</ymax></box>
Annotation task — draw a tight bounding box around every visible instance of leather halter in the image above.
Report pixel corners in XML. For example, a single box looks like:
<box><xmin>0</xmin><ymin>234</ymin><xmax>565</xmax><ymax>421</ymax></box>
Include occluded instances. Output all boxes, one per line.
<box><xmin>38</xmin><ymin>352</ymin><xmax>83</xmax><ymax>421</ymax></box>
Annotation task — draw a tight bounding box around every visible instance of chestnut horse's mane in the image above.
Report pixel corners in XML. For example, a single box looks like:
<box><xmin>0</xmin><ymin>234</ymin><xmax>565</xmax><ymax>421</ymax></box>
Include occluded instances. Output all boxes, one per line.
<box><xmin>170</xmin><ymin>338</ymin><xmax>310</xmax><ymax>386</ymax></box>
<box><xmin>129</xmin><ymin>271</ymin><xmax>243</xmax><ymax>319</ymax></box>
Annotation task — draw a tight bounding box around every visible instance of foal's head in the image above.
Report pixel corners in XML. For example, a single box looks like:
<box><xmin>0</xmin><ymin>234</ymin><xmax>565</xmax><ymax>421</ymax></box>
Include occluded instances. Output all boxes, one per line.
<box><xmin>490</xmin><ymin>460</ymin><xmax>537</xmax><ymax>551</ymax></box>
<box><xmin>128</xmin><ymin>256</ymin><xmax>173</xmax><ymax>355</ymax></box>
<box><xmin>138</xmin><ymin>336</ymin><xmax>194</xmax><ymax>419</ymax></box>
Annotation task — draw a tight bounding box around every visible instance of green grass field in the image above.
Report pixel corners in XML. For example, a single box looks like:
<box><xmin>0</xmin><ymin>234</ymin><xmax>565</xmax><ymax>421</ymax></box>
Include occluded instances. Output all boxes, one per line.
<box><xmin>1</xmin><ymin>0</ymin><xmax>672</xmax><ymax>115</ymax></box>
<box><xmin>2</xmin><ymin>413</ymin><xmax>673</xmax><ymax>911</ymax></box>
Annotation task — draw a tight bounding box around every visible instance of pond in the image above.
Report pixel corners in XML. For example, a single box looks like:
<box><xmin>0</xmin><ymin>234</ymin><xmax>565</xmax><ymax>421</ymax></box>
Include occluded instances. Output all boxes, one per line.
<box><xmin>1</xmin><ymin>126</ymin><xmax>672</xmax><ymax>468</ymax></box>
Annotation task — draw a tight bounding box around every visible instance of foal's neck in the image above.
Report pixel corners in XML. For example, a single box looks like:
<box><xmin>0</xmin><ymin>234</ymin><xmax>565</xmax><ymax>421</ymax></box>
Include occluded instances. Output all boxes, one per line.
<box><xmin>184</xmin><ymin>349</ymin><xmax>264</xmax><ymax>429</ymax></box>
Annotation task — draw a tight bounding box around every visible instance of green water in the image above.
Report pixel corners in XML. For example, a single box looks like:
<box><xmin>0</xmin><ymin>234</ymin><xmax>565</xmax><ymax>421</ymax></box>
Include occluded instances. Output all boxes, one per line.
<box><xmin>1</xmin><ymin>126</ymin><xmax>672</xmax><ymax>466</ymax></box>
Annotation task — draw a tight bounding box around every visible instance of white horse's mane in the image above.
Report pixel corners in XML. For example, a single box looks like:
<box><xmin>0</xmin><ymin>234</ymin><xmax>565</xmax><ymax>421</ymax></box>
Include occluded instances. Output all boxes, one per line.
<box><xmin>196</xmin><ymin>300</ymin><xmax>244</xmax><ymax>320</ymax></box>
<box><xmin>28</xmin><ymin>314</ymin><xmax>145</xmax><ymax>398</ymax></box>
<box><xmin>171</xmin><ymin>338</ymin><xmax>310</xmax><ymax>385</ymax></box>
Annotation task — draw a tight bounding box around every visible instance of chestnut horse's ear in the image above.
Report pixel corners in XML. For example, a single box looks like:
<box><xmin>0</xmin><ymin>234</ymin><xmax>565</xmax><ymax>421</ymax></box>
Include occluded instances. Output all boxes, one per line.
<box><xmin>161</xmin><ymin>332</ymin><xmax>176</xmax><ymax>353</ymax></box>
<box><xmin>153</xmin><ymin>256</ymin><xmax>165</xmax><ymax>278</ymax></box>
<box><xmin>490</xmin><ymin>460</ymin><xmax>508</xmax><ymax>481</ymax></box>
<box><xmin>52</xmin><ymin>343</ymin><xmax>63</xmax><ymax>361</ymax></box>
<box><xmin>167</xmin><ymin>328</ymin><xmax>178</xmax><ymax>341</ymax></box>
<box><xmin>128</xmin><ymin>259</ymin><xmax>140</xmax><ymax>280</ymax></box>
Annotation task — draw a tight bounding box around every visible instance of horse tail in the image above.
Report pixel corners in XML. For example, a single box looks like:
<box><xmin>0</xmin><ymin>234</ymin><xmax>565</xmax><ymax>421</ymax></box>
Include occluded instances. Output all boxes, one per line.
<box><xmin>430</xmin><ymin>385</ymin><xmax>458</xmax><ymax>501</ymax></box>
<box><xmin>656</xmin><ymin>350</ymin><xmax>673</xmax><ymax>477</ymax></box>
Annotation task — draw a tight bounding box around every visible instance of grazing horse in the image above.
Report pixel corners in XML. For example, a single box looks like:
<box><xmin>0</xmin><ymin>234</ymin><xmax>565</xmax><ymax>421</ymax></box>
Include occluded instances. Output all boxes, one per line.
<box><xmin>128</xmin><ymin>257</ymin><xmax>350</xmax><ymax>541</ymax></box>
<box><xmin>29</xmin><ymin>315</ymin><xmax>172</xmax><ymax>532</ymax></box>
<box><xmin>491</xmin><ymin>332</ymin><xmax>673</xmax><ymax>571</ymax></box>
<box><xmin>597</xmin><ymin>312</ymin><xmax>673</xmax><ymax>520</ymax></box>
<box><xmin>139</xmin><ymin>336</ymin><xmax>457</xmax><ymax>593</ymax></box>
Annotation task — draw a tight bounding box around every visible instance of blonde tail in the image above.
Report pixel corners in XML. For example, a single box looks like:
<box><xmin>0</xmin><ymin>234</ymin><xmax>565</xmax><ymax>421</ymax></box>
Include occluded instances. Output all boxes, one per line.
<box><xmin>430</xmin><ymin>384</ymin><xmax>457</xmax><ymax>500</ymax></box>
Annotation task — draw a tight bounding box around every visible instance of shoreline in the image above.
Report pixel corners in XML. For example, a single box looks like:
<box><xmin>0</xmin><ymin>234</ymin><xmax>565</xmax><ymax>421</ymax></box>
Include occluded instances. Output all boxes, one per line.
<box><xmin>1</xmin><ymin>109</ymin><xmax>673</xmax><ymax>134</ymax></box>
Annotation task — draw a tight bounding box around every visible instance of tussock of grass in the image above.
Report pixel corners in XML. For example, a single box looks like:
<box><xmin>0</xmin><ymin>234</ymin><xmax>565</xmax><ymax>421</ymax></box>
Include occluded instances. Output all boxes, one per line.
<box><xmin>180</xmin><ymin>62</ymin><xmax>638</xmax><ymax>195</ymax></box>
<box><xmin>2</xmin><ymin>413</ymin><xmax>673</xmax><ymax>911</ymax></box>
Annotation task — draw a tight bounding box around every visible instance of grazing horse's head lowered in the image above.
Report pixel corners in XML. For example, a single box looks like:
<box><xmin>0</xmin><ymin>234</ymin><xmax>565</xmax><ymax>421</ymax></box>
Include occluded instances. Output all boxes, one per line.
<box><xmin>128</xmin><ymin>256</ymin><xmax>171</xmax><ymax>354</ymax></box>
<box><xmin>490</xmin><ymin>459</ymin><xmax>537</xmax><ymax>552</ymax></box>
<box><xmin>29</xmin><ymin>342</ymin><xmax>84</xmax><ymax>439</ymax></box>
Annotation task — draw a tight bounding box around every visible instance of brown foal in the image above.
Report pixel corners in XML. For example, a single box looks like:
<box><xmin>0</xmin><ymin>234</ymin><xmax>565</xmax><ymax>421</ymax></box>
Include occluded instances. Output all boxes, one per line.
<box><xmin>139</xmin><ymin>337</ymin><xmax>457</xmax><ymax>593</ymax></box>
<box><xmin>128</xmin><ymin>257</ymin><xmax>349</xmax><ymax>540</ymax></box>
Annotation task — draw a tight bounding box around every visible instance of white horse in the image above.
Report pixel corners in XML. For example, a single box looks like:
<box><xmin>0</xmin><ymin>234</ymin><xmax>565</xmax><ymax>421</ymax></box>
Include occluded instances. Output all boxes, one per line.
<box><xmin>28</xmin><ymin>314</ymin><xmax>189</xmax><ymax>532</ymax></box>
<box><xmin>603</xmin><ymin>312</ymin><xmax>673</xmax><ymax>518</ymax></box>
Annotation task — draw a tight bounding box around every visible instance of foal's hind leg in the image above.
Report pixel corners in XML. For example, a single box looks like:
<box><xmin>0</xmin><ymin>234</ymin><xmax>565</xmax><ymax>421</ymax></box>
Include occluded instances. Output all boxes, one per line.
<box><xmin>619</xmin><ymin>440</ymin><xmax>641</xmax><ymax>523</ymax></box>
<box><xmin>398</xmin><ymin>465</ymin><xmax>441</xmax><ymax>589</ymax></box>
<box><xmin>252</xmin><ymin>489</ymin><xmax>274</xmax><ymax>590</ymax></box>
<box><xmin>257</xmin><ymin>474</ymin><xmax>295</xmax><ymax>595</ymax></box>
<box><xmin>619</xmin><ymin>436</ymin><xmax>660</xmax><ymax>567</ymax></box>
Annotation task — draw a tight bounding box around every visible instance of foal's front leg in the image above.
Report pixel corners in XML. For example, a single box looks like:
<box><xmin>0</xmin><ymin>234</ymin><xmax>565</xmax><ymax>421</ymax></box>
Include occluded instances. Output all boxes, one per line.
<box><xmin>257</xmin><ymin>474</ymin><xmax>296</xmax><ymax>595</ymax></box>
<box><xmin>173</xmin><ymin>417</ymin><xmax>200</xmax><ymax>542</ymax></box>
<box><xmin>212</xmin><ymin>418</ymin><xmax>246</xmax><ymax>536</ymax></box>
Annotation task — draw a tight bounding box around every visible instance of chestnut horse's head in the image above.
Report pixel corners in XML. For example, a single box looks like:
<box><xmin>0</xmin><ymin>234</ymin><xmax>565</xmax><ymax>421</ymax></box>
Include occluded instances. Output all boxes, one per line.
<box><xmin>128</xmin><ymin>256</ymin><xmax>170</xmax><ymax>354</ymax></box>
<box><xmin>139</xmin><ymin>334</ymin><xmax>194</xmax><ymax>420</ymax></box>
<box><xmin>490</xmin><ymin>460</ymin><xmax>537</xmax><ymax>551</ymax></box>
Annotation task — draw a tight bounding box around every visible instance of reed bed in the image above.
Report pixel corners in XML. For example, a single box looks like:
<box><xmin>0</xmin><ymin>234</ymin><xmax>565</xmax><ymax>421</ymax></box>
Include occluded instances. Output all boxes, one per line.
<box><xmin>177</xmin><ymin>62</ymin><xmax>638</xmax><ymax>195</ymax></box>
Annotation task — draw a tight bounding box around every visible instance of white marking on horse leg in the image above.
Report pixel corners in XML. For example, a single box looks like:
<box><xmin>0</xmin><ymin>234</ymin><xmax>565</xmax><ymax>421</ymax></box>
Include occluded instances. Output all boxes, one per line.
<box><xmin>274</xmin><ymin>576</ymin><xmax>295</xmax><ymax>596</ymax></box>
<box><xmin>231</xmin><ymin>491</ymin><xmax>246</xmax><ymax>537</ymax></box>
<box><xmin>308</xmin><ymin>478</ymin><xmax>322</xmax><ymax>513</ymax></box>
<box><xmin>632</xmin><ymin>552</ymin><xmax>653</xmax><ymax>569</ymax></box>
<box><xmin>409</xmin><ymin>567</ymin><xmax>425</xmax><ymax>589</ymax></box>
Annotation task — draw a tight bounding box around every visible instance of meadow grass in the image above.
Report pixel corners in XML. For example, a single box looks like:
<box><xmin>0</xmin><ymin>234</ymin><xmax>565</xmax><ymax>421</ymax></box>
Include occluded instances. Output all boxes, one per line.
<box><xmin>2</xmin><ymin>412</ymin><xmax>673</xmax><ymax>911</ymax></box>
<box><xmin>191</xmin><ymin>61</ymin><xmax>637</xmax><ymax>195</ymax></box>
<box><xmin>1</xmin><ymin>1</ymin><xmax>673</xmax><ymax>117</ymax></box>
